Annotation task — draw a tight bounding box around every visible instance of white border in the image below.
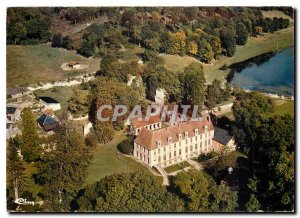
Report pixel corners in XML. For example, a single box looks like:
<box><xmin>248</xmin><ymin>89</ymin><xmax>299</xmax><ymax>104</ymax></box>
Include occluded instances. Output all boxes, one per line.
<box><xmin>1</xmin><ymin>1</ymin><xmax>298</xmax><ymax>218</ymax></box>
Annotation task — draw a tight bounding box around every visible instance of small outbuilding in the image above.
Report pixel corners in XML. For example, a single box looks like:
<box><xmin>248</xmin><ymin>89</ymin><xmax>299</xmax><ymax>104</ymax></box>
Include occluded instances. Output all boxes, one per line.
<box><xmin>37</xmin><ymin>114</ymin><xmax>59</xmax><ymax>132</ymax></box>
<box><xmin>68</xmin><ymin>61</ymin><xmax>81</xmax><ymax>69</ymax></box>
<box><xmin>213</xmin><ymin>127</ymin><xmax>236</xmax><ymax>151</ymax></box>
<box><xmin>39</xmin><ymin>97</ymin><xmax>61</xmax><ymax>111</ymax></box>
<box><xmin>7</xmin><ymin>87</ymin><xmax>29</xmax><ymax>98</ymax></box>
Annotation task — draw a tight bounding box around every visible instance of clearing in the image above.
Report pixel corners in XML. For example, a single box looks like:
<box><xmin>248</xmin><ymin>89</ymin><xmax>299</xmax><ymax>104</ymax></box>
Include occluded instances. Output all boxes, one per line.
<box><xmin>85</xmin><ymin>131</ymin><xmax>151</xmax><ymax>185</ymax></box>
<box><xmin>7</xmin><ymin>44</ymin><xmax>100</xmax><ymax>87</ymax></box>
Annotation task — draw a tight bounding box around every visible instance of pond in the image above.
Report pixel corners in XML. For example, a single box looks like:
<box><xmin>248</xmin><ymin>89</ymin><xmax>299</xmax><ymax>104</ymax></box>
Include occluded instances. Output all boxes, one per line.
<box><xmin>228</xmin><ymin>47</ymin><xmax>294</xmax><ymax>96</ymax></box>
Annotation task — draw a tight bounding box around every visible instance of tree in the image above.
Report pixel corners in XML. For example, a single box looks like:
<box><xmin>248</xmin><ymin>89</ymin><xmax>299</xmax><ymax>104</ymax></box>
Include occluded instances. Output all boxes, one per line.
<box><xmin>94</xmin><ymin>122</ymin><xmax>114</xmax><ymax>144</ymax></box>
<box><xmin>21</xmin><ymin>108</ymin><xmax>40</xmax><ymax>162</ymax></box>
<box><xmin>236</xmin><ymin>22</ymin><xmax>248</xmax><ymax>45</ymax></box>
<box><xmin>36</xmin><ymin>130</ymin><xmax>91</xmax><ymax>211</ymax></box>
<box><xmin>68</xmin><ymin>88</ymin><xmax>90</xmax><ymax>115</ymax></box>
<box><xmin>166</xmin><ymin>30</ymin><xmax>186</xmax><ymax>55</ymax></box>
<box><xmin>220</xmin><ymin>27</ymin><xmax>236</xmax><ymax>57</ymax></box>
<box><xmin>172</xmin><ymin>170</ymin><xmax>238</xmax><ymax>212</ymax></box>
<box><xmin>7</xmin><ymin>139</ymin><xmax>27</xmax><ymax>200</ymax></box>
<box><xmin>254</xmin><ymin>26</ymin><xmax>263</xmax><ymax>35</ymax></box>
<box><xmin>77</xmin><ymin>172</ymin><xmax>185</xmax><ymax>212</ymax></box>
<box><xmin>246</xmin><ymin>194</ymin><xmax>261</xmax><ymax>212</ymax></box>
<box><xmin>51</xmin><ymin>33</ymin><xmax>62</xmax><ymax>48</ymax></box>
<box><xmin>205</xmin><ymin>79</ymin><xmax>222</xmax><ymax>110</ymax></box>
<box><xmin>85</xmin><ymin>132</ymin><xmax>98</xmax><ymax>149</ymax></box>
<box><xmin>117</xmin><ymin>137</ymin><xmax>134</xmax><ymax>154</ymax></box>
<box><xmin>188</xmin><ymin>41</ymin><xmax>198</xmax><ymax>56</ymax></box>
<box><xmin>62</xmin><ymin>36</ymin><xmax>73</xmax><ymax>50</ymax></box>
<box><xmin>181</xmin><ymin>63</ymin><xmax>206</xmax><ymax>105</ymax></box>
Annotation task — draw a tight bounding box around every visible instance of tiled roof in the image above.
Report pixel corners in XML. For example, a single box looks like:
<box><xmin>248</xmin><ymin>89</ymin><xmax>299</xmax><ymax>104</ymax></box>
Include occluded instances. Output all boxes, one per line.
<box><xmin>131</xmin><ymin>115</ymin><xmax>161</xmax><ymax>128</ymax></box>
<box><xmin>134</xmin><ymin>116</ymin><xmax>214</xmax><ymax>150</ymax></box>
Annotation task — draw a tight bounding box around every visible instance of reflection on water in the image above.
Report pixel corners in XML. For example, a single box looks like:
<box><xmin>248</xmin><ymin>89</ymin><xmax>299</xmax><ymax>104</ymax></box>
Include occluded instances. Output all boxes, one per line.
<box><xmin>228</xmin><ymin>47</ymin><xmax>294</xmax><ymax>96</ymax></box>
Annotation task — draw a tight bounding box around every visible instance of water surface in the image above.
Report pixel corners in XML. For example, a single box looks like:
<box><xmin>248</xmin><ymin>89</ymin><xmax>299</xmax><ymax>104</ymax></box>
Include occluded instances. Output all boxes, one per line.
<box><xmin>229</xmin><ymin>47</ymin><xmax>294</xmax><ymax>96</ymax></box>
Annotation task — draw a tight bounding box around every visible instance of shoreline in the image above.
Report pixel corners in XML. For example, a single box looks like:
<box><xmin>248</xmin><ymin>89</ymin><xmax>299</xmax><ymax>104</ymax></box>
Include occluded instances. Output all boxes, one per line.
<box><xmin>204</xmin><ymin>27</ymin><xmax>294</xmax><ymax>83</ymax></box>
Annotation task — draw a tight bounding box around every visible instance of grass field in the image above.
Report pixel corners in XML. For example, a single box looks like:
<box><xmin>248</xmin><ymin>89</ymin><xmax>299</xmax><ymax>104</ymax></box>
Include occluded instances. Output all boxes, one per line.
<box><xmin>85</xmin><ymin>131</ymin><xmax>150</xmax><ymax>185</ymax></box>
<box><xmin>162</xmin><ymin>54</ymin><xmax>199</xmax><ymax>72</ymax></box>
<box><xmin>164</xmin><ymin>161</ymin><xmax>190</xmax><ymax>174</ymax></box>
<box><xmin>274</xmin><ymin>100</ymin><xmax>294</xmax><ymax>116</ymax></box>
<box><xmin>7</xmin><ymin>44</ymin><xmax>100</xmax><ymax>87</ymax></box>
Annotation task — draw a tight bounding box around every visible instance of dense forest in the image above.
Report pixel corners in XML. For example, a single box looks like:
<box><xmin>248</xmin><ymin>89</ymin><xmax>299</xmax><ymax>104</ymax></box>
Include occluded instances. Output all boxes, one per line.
<box><xmin>7</xmin><ymin>7</ymin><xmax>291</xmax><ymax>62</ymax></box>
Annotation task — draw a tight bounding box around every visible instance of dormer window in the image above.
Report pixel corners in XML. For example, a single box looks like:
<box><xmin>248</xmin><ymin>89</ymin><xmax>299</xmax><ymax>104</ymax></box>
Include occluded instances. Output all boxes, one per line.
<box><xmin>185</xmin><ymin>132</ymin><xmax>188</xmax><ymax>139</ymax></box>
<box><xmin>168</xmin><ymin>137</ymin><xmax>172</xmax><ymax>144</ymax></box>
<box><xmin>179</xmin><ymin>134</ymin><xmax>182</xmax><ymax>141</ymax></box>
<box><xmin>195</xmin><ymin>128</ymin><xmax>198</xmax><ymax>135</ymax></box>
<box><xmin>157</xmin><ymin>140</ymin><xmax>161</xmax><ymax>148</ymax></box>
<box><xmin>203</xmin><ymin>125</ymin><xmax>208</xmax><ymax>133</ymax></box>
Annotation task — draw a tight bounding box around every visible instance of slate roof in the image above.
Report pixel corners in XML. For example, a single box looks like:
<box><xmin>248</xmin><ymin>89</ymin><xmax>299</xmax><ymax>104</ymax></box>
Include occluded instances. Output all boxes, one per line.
<box><xmin>7</xmin><ymin>87</ymin><xmax>28</xmax><ymax>95</ymax></box>
<box><xmin>213</xmin><ymin>127</ymin><xmax>233</xmax><ymax>145</ymax></box>
<box><xmin>37</xmin><ymin>114</ymin><xmax>58</xmax><ymax>131</ymax></box>
<box><xmin>39</xmin><ymin>97</ymin><xmax>60</xmax><ymax>104</ymax></box>
<box><xmin>6</xmin><ymin>107</ymin><xmax>17</xmax><ymax>115</ymax></box>
<box><xmin>134</xmin><ymin>116</ymin><xmax>214</xmax><ymax>150</ymax></box>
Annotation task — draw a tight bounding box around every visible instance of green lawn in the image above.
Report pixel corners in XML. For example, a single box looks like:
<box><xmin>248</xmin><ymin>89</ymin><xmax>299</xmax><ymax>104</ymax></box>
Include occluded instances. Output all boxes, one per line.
<box><xmin>164</xmin><ymin>161</ymin><xmax>190</xmax><ymax>174</ymax></box>
<box><xmin>120</xmin><ymin>45</ymin><xmax>144</xmax><ymax>62</ymax></box>
<box><xmin>7</xmin><ymin>44</ymin><xmax>100</xmax><ymax>87</ymax></box>
<box><xmin>274</xmin><ymin>100</ymin><xmax>294</xmax><ymax>116</ymax></box>
<box><xmin>85</xmin><ymin>131</ymin><xmax>150</xmax><ymax>185</ymax></box>
<box><xmin>162</xmin><ymin>54</ymin><xmax>199</xmax><ymax>73</ymax></box>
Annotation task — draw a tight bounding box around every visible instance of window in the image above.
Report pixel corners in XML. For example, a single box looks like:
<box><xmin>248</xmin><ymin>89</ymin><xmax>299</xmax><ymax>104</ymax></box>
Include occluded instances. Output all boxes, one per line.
<box><xmin>174</xmin><ymin>143</ymin><xmax>176</xmax><ymax>148</ymax></box>
<box><xmin>190</xmin><ymin>145</ymin><xmax>193</xmax><ymax>152</ymax></box>
<box><xmin>158</xmin><ymin>149</ymin><xmax>160</xmax><ymax>153</ymax></box>
<box><xmin>158</xmin><ymin>156</ymin><xmax>161</xmax><ymax>162</ymax></box>
<box><xmin>168</xmin><ymin>137</ymin><xmax>172</xmax><ymax>143</ymax></box>
<box><xmin>185</xmin><ymin>132</ymin><xmax>188</xmax><ymax>139</ymax></box>
<box><xmin>195</xmin><ymin>136</ymin><xmax>198</xmax><ymax>141</ymax></box>
<box><xmin>195</xmin><ymin>144</ymin><xmax>197</xmax><ymax>149</ymax></box>
<box><xmin>185</xmin><ymin>147</ymin><xmax>188</xmax><ymax>153</ymax></box>
<box><xmin>195</xmin><ymin>128</ymin><xmax>198</xmax><ymax>135</ymax></box>
<box><xmin>169</xmin><ymin>153</ymin><xmax>171</xmax><ymax>158</ymax></box>
<box><xmin>164</xmin><ymin>147</ymin><xmax>166</xmax><ymax>152</ymax></box>
<box><xmin>179</xmin><ymin>134</ymin><xmax>182</xmax><ymax>140</ymax></box>
<box><xmin>179</xmin><ymin>149</ymin><xmax>181</xmax><ymax>155</ymax></box>
<box><xmin>157</xmin><ymin>140</ymin><xmax>161</xmax><ymax>148</ymax></box>
<box><xmin>174</xmin><ymin>151</ymin><xmax>177</xmax><ymax>157</ymax></box>
<box><xmin>190</xmin><ymin>138</ymin><xmax>193</xmax><ymax>142</ymax></box>
<box><xmin>163</xmin><ymin>155</ymin><xmax>166</xmax><ymax>161</ymax></box>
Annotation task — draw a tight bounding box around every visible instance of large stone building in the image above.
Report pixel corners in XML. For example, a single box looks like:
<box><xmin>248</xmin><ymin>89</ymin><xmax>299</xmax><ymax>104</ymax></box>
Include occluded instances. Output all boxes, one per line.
<box><xmin>133</xmin><ymin>116</ymin><xmax>214</xmax><ymax>168</ymax></box>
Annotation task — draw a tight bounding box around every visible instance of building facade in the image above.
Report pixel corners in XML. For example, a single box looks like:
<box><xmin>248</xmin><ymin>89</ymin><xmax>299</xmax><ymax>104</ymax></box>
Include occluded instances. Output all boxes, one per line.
<box><xmin>133</xmin><ymin>116</ymin><xmax>214</xmax><ymax>168</ymax></box>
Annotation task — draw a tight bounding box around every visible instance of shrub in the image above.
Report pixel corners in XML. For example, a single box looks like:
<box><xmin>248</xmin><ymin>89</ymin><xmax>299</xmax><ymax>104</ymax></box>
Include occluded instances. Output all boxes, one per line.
<box><xmin>220</xmin><ymin>63</ymin><xmax>228</xmax><ymax>70</ymax></box>
<box><xmin>94</xmin><ymin>123</ymin><xmax>114</xmax><ymax>144</ymax></box>
<box><xmin>85</xmin><ymin>132</ymin><xmax>98</xmax><ymax>149</ymax></box>
<box><xmin>117</xmin><ymin>136</ymin><xmax>134</xmax><ymax>154</ymax></box>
